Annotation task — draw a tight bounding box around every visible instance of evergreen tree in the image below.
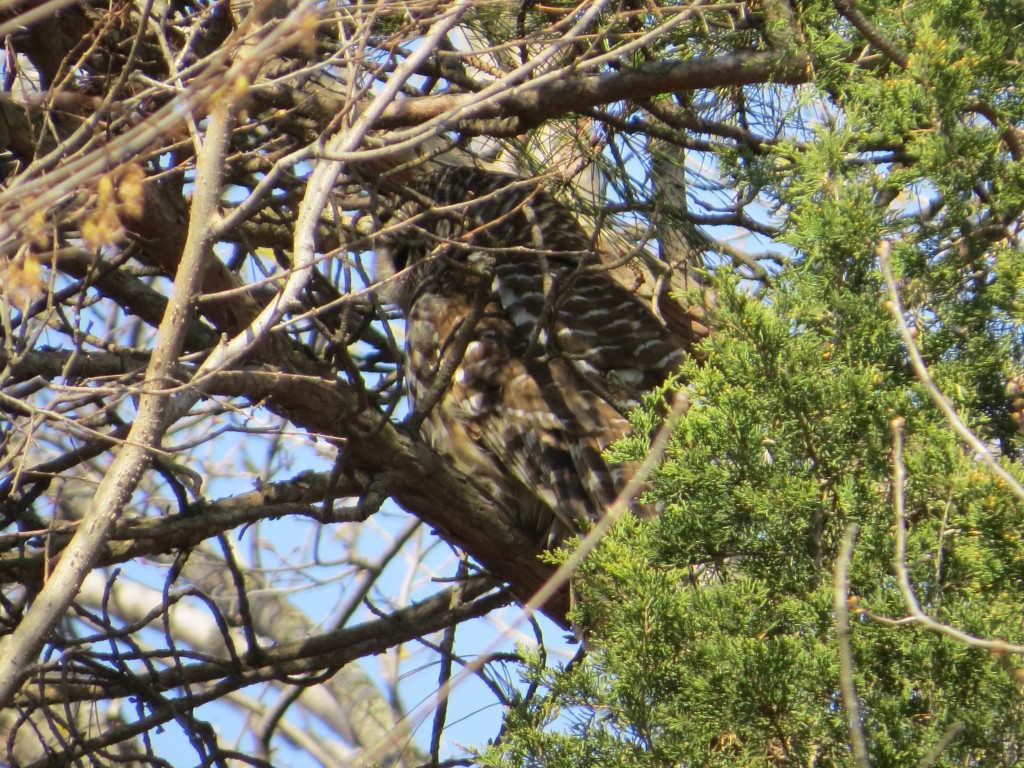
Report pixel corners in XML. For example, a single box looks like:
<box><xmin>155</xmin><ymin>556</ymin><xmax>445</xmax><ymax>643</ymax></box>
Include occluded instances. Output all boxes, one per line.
<box><xmin>484</xmin><ymin>1</ymin><xmax>1024</xmax><ymax>765</ymax></box>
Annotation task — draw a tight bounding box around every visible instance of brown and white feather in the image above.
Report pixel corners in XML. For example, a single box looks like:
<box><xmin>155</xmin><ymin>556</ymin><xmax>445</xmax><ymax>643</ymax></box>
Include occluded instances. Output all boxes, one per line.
<box><xmin>381</xmin><ymin>166</ymin><xmax>694</xmax><ymax>547</ymax></box>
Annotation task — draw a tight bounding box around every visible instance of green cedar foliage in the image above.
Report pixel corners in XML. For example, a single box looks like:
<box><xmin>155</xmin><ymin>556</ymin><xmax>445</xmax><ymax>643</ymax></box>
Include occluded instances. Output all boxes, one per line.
<box><xmin>480</xmin><ymin>0</ymin><xmax>1024</xmax><ymax>766</ymax></box>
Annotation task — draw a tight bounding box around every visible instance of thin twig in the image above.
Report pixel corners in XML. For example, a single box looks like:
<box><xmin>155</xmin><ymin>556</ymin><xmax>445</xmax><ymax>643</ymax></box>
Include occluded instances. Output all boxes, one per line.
<box><xmin>878</xmin><ymin>241</ymin><xmax>1024</xmax><ymax>503</ymax></box>
<box><xmin>430</xmin><ymin>561</ymin><xmax>467</xmax><ymax>764</ymax></box>
<box><xmin>384</xmin><ymin>387</ymin><xmax>691</xmax><ymax>765</ymax></box>
<box><xmin>832</xmin><ymin>0</ymin><xmax>909</xmax><ymax>68</ymax></box>
<box><xmin>834</xmin><ymin>522</ymin><xmax>871</xmax><ymax>768</ymax></box>
<box><xmin>918</xmin><ymin>721</ymin><xmax>964</xmax><ymax>768</ymax></box>
<box><xmin>0</xmin><ymin>59</ymin><xmax>243</xmax><ymax>707</ymax></box>
<box><xmin>520</xmin><ymin>389</ymin><xmax>690</xmax><ymax>620</ymax></box>
<box><xmin>890</xmin><ymin>416</ymin><xmax>1024</xmax><ymax>653</ymax></box>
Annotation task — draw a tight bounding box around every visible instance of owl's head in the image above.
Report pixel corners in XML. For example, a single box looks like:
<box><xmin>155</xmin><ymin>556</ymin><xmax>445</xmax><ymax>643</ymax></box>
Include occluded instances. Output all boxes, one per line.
<box><xmin>373</xmin><ymin>164</ymin><xmax>594</xmax><ymax>306</ymax></box>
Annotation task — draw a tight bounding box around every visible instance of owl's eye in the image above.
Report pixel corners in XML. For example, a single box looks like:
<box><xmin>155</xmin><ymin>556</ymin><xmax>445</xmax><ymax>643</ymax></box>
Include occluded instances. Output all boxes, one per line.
<box><xmin>390</xmin><ymin>245</ymin><xmax>413</xmax><ymax>271</ymax></box>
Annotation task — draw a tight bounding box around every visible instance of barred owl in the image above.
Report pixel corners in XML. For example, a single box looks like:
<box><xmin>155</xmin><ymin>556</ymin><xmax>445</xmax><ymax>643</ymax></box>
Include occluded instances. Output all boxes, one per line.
<box><xmin>380</xmin><ymin>166</ymin><xmax>695</xmax><ymax>547</ymax></box>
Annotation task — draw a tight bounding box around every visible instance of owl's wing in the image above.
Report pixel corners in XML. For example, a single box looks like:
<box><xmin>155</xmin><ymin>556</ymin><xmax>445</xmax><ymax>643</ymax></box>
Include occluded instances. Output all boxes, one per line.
<box><xmin>396</xmin><ymin>167</ymin><xmax>691</xmax><ymax>547</ymax></box>
<box><xmin>407</xmin><ymin>285</ymin><xmax>615</xmax><ymax>545</ymax></box>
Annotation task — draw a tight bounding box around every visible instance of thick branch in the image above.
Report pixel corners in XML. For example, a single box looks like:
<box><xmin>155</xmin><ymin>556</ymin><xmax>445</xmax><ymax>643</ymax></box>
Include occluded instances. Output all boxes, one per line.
<box><xmin>18</xmin><ymin>577</ymin><xmax>506</xmax><ymax>708</ymax></box>
<box><xmin>372</xmin><ymin>50</ymin><xmax>811</xmax><ymax>131</ymax></box>
<box><xmin>0</xmin><ymin>91</ymin><xmax>238</xmax><ymax>708</ymax></box>
<box><xmin>0</xmin><ymin>470</ymin><xmax>365</xmax><ymax>586</ymax></box>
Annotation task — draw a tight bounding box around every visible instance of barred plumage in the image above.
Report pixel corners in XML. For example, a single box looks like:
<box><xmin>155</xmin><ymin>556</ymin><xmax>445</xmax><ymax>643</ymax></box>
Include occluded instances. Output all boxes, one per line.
<box><xmin>380</xmin><ymin>166</ymin><xmax>694</xmax><ymax>546</ymax></box>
